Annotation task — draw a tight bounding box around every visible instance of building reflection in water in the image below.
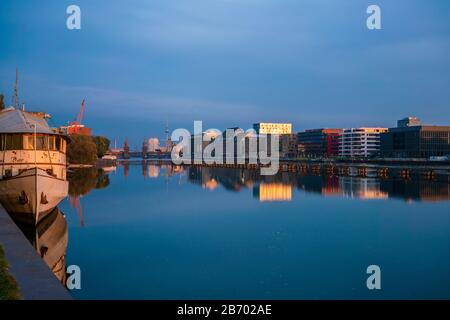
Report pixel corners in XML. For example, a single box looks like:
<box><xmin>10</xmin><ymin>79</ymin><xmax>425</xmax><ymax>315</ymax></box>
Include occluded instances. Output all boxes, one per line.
<box><xmin>184</xmin><ymin>166</ymin><xmax>450</xmax><ymax>203</ymax></box>
<box><xmin>380</xmin><ymin>178</ymin><xmax>450</xmax><ymax>203</ymax></box>
<box><xmin>148</xmin><ymin>165</ymin><xmax>160</xmax><ymax>179</ymax></box>
<box><xmin>64</xmin><ymin>164</ymin><xmax>450</xmax><ymax>208</ymax></box>
<box><xmin>2</xmin><ymin>163</ymin><xmax>448</xmax><ymax>289</ymax></box>
<box><xmin>253</xmin><ymin>183</ymin><xmax>293</xmax><ymax>202</ymax></box>
<box><xmin>339</xmin><ymin>177</ymin><xmax>388</xmax><ymax>200</ymax></box>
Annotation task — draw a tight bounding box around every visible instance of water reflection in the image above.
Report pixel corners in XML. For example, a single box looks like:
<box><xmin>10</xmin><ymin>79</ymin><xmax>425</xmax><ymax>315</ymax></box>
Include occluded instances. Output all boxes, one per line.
<box><xmin>14</xmin><ymin>207</ymin><xmax>68</xmax><ymax>285</ymax></box>
<box><xmin>68</xmin><ymin>168</ymin><xmax>110</xmax><ymax>227</ymax></box>
<box><xmin>68</xmin><ymin>167</ymin><xmax>110</xmax><ymax>197</ymax></box>
<box><xmin>5</xmin><ymin>162</ymin><xmax>448</xmax><ymax>294</ymax></box>
<box><xmin>110</xmin><ymin>163</ymin><xmax>450</xmax><ymax>203</ymax></box>
<box><xmin>337</xmin><ymin>177</ymin><xmax>388</xmax><ymax>200</ymax></box>
<box><xmin>58</xmin><ymin>162</ymin><xmax>450</xmax><ymax>300</ymax></box>
<box><xmin>254</xmin><ymin>183</ymin><xmax>292</xmax><ymax>202</ymax></box>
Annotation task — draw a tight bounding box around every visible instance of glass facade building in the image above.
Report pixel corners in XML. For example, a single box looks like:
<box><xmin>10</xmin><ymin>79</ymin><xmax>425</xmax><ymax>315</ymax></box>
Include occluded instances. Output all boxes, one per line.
<box><xmin>380</xmin><ymin>125</ymin><xmax>450</xmax><ymax>158</ymax></box>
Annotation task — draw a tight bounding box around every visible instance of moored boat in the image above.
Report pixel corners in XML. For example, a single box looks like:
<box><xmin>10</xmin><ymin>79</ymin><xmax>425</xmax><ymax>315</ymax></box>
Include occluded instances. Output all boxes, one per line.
<box><xmin>0</xmin><ymin>107</ymin><xmax>69</xmax><ymax>224</ymax></box>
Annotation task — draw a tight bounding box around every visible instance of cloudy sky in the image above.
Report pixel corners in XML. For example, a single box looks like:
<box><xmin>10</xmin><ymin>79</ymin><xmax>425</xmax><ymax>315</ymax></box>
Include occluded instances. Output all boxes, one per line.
<box><xmin>1</xmin><ymin>0</ymin><xmax>449</xmax><ymax>146</ymax></box>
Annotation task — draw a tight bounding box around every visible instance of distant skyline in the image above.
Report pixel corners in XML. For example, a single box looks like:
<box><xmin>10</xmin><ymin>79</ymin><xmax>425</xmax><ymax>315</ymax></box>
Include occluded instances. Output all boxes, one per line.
<box><xmin>1</xmin><ymin>0</ymin><xmax>450</xmax><ymax>145</ymax></box>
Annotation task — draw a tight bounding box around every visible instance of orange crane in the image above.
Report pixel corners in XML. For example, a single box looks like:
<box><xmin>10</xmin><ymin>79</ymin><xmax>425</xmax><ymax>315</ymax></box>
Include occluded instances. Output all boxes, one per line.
<box><xmin>68</xmin><ymin>99</ymin><xmax>92</xmax><ymax>135</ymax></box>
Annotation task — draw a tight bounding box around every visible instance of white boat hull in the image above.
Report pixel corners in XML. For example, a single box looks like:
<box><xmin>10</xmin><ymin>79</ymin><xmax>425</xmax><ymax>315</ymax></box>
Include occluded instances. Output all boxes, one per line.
<box><xmin>0</xmin><ymin>168</ymin><xmax>68</xmax><ymax>224</ymax></box>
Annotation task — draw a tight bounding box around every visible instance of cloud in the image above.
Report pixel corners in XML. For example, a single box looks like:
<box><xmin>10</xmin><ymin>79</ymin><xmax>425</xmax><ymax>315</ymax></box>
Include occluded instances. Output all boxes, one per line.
<box><xmin>37</xmin><ymin>80</ymin><xmax>261</xmax><ymax>126</ymax></box>
<box><xmin>91</xmin><ymin>0</ymin><xmax>318</xmax><ymax>59</ymax></box>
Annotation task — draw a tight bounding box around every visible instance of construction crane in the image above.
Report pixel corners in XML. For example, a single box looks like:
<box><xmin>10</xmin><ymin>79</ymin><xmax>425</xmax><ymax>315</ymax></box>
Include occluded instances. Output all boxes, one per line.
<box><xmin>75</xmin><ymin>98</ymin><xmax>86</xmax><ymax>125</ymax></box>
<box><xmin>70</xmin><ymin>99</ymin><xmax>85</xmax><ymax>130</ymax></box>
<box><xmin>68</xmin><ymin>99</ymin><xmax>92</xmax><ymax>135</ymax></box>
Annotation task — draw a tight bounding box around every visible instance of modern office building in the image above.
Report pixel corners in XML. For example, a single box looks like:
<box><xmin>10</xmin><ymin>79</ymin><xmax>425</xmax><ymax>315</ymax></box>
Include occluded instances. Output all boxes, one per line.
<box><xmin>253</xmin><ymin>123</ymin><xmax>292</xmax><ymax>135</ymax></box>
<box><xmin>380</xmin><ymin>118</ymin><xmax>450</xmax><ymax>158</ymax></box>
<box><xmin>252</xmin><ymin>123</ymin><xmax>294</xmax><ymax>158</ymax></box>
<box><xmin>279</xmin><ymin>133</ymin><xmax>298</xmax><ymax>158</ymax></box>
<box><xmin>339</xmin><ymin>128</ymin><xmax>388</xmax><ymax>158</ymax></box>
<box><xmin>397</xmin><ymin>116</ymin><xmax>422</xmax><ymax>128</ymax></box>
<box><xmin>190</xmin><ymin>129</ymin><xmax>222</xmax><ymax>161</ymax></box>
<box><xmin>298</xmin><ymin>128</ymin><xmax>342</xmax><ymax>158</ymax></box>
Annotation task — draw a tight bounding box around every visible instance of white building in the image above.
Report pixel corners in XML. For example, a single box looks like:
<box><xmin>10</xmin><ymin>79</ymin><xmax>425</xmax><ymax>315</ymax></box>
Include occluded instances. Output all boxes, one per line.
<box><xmin>148</xmin><ymin>138</ymin><xmax>159</xmax><ymax>152</ymax></box>
<box><xmin>339</xmin><ymin>128</ymin><xmax>388</xmax><ymax>158</ymax></box>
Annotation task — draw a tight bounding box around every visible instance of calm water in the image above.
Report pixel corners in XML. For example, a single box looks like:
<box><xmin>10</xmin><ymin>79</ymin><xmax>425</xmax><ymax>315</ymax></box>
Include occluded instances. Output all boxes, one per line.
<box><xmin>59</xmin><ymin>163</ymin><xmax>450</xmax><ymax>299</ymax></box>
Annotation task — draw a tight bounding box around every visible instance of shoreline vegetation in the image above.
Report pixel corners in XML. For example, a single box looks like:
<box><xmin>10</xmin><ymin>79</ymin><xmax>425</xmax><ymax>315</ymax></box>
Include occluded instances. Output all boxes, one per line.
<box><xmin>0</xmin><ymin>245</ymin><xmax>21</xmax><ymax>300</ymax></box>
<box><xmin>67</xmin><ymin>135</ymin><xmax>110</xmax><ymax>166</ymax></box>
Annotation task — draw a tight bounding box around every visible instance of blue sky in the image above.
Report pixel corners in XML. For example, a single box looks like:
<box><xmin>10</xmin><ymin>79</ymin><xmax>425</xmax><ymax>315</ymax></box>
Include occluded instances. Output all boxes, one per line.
<box><xmin>1</xmin><ymin>0</ymin><xmax>450</xmax><ymax>146</ymax></box>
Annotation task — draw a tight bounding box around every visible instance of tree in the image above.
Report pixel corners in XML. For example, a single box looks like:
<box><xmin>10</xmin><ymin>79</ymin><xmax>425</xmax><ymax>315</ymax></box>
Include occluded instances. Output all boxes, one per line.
<box><xmin>93</xmin><ymin>136</ymin><xmax>110</xmax><ymax>158</ymax></box>
<box><xmin>67</xmin><ymin>135</ymin><xmax>98</xmax><ymax>164</ymax></box>
<box><xmin>0</xmin><ymin>94</ymin><xmax>5</xmax><ymax>111</ymax></box>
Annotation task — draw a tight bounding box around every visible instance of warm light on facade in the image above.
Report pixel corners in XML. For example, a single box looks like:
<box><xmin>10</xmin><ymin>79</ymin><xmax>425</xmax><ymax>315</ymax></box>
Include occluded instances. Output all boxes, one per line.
<box><xmin>253</xmin><ymin>123</ymin><xmax>293</xmax><ymax>135</ymax></box>
<box><xmin>258</xmin><ymin>183</ymin><xmax>292</xmax><ymax>202</ymax></box>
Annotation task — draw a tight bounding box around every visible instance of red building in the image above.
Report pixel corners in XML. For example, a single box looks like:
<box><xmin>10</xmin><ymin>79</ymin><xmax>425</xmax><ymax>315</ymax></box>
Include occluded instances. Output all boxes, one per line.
<box><xmin>297</xmin><ymin>128</ymin><xmax>342</xmax><ymax>158</ymax></box>
<box><xmin>67</xmin><ymin>124</ymin><xmax>92</xmax><ymax>136</ymax></box>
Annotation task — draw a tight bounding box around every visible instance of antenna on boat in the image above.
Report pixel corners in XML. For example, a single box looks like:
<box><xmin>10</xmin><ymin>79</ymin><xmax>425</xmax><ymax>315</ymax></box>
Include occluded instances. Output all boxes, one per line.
<box><xmin>13</xmin><ymin>67</ymin><xmax>19</xmax><ymax>109</ymax></box>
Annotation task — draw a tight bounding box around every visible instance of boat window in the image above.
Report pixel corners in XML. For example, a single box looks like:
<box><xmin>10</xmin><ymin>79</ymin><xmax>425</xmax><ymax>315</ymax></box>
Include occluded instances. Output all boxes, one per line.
<box><xmin>24</xmin><ymin>135</ymin><xmax>35</xmax><ymax>150</ymax></box>
<box><xmin>56</xmin><ymin>136</ymin><xmax>61</xmax><ymax>151</ymax></box>
<box><xmin>36</xmin><ymin>135</ymin><xmax>48</xmax><ymax>150</ymax></box>
<box><xmin>49</xmin><ymin>136</ymin><xmax>55</xmax><ymax>150</ymax></box>
<box><xmin>60</xmin><ymin>138</ymin><xmax>67</xmax><ymax>153</ymax></box>
<box><xmin>4</xmin><ymin>134</ymin><xmax>23</xmax><ymax>150</ymax></box>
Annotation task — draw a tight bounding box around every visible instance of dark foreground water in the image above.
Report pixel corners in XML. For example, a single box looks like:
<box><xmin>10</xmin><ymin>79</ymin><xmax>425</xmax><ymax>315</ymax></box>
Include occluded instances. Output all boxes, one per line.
<box><xmin>59</xmin><ymin>163</ymin><xmax>450</xmax><ymax>299</ymax></box>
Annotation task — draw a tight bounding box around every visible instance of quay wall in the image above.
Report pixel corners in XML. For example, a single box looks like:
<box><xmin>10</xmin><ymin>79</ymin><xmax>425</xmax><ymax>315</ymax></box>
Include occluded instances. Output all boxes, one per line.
<box><xmin>0</xmin><ymin>204</ymin><xmax>72</xmax><ymax>300</ymax></box>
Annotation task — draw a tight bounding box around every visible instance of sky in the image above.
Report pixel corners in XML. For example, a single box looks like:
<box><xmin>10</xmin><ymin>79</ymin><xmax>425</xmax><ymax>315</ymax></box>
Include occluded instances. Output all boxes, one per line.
<box><xmin>1</xmin><ymin>0</ymin><xmax>450</xmax><ymax>147</ymax></box>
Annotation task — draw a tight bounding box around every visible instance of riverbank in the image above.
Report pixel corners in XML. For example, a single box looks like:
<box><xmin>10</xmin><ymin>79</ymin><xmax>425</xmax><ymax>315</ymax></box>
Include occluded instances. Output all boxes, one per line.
<box><xmin>0</xmin><ymin>245</ymin><xmax>21</xmax><ymax>300</ymax></box>
<box><xmin>68</xmin><ymin>158</ymin><xmax>117</xmax><ymax>169</ymax></box>
<box><xmin>68</xmin><ymin>164</ymin><xmax>94</xmax><ymax>169</ymax></box>
<box><xmin>0</xmin><ymin>205</ymin><xmax>72</xmax><ymax>300</ymax></box>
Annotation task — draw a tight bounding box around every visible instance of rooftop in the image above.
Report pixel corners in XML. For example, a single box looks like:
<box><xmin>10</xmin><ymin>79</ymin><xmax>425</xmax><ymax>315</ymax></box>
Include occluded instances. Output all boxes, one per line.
<box><xmin>0</xmin><ymin>107</ymin><xmax>54</xmax><ymax>135</ymax></box>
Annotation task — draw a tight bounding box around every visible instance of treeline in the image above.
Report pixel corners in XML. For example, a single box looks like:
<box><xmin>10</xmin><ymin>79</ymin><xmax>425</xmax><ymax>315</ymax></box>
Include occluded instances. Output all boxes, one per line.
<box><xmin>0</xmin><ymin>94</ymin><xmax>5</xmax><ymax>111</ymax></box>
<box><xmin>67</xmin><ymin>135</ymin><xmax>110</xmax><ymax>165</ymax></box>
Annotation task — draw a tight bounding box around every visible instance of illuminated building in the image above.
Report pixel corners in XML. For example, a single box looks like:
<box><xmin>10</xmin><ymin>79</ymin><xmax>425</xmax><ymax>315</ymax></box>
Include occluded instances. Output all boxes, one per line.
<box><xmin>279</xmin><ymin>134</ymin><xmax>298</xmax><ymax>158</ymax></box>
<box><xmin>253</xmin><ymin>123</ymin><xmax>292</xmax><ymax>135</ymax></box>
<box><xmin>339</xmin><ymin>128</ymin><xmax>388</xmax><ymax>158</ymax></box>
<box><xmin>298</xmin><ymin>128</ymin><xmax>342</xmax><ymax>158</ymax></box>
<box><xmin>147</xmin><ymin>138</ymin><xmax>159</xmax><ymax>152</ymax></box>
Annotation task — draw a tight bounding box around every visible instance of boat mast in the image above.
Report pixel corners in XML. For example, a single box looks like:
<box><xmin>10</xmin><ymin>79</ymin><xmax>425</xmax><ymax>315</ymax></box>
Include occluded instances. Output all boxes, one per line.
<box><xmin>34</xmin><ymin>124</ymin><xmax>37</xmax><ymax>167</ymax></box>
<box><xmin>13</xmin><ymin>67</ymin><xmax>19</xmax><ymax>109</ymax></box>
